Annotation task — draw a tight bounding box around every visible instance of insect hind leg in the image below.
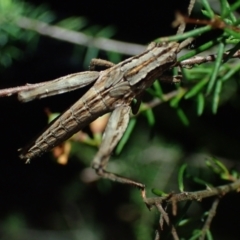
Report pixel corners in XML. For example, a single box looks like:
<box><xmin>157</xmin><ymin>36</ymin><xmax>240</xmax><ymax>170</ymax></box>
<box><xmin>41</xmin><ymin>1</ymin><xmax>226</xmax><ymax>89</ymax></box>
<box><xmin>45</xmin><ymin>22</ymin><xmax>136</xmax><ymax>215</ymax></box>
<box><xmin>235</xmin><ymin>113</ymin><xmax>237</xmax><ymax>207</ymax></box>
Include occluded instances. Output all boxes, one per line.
<box><xmin>91</xmin><ymin>106</ymin><xmax>146</xmax><ymax>196</ymax></box>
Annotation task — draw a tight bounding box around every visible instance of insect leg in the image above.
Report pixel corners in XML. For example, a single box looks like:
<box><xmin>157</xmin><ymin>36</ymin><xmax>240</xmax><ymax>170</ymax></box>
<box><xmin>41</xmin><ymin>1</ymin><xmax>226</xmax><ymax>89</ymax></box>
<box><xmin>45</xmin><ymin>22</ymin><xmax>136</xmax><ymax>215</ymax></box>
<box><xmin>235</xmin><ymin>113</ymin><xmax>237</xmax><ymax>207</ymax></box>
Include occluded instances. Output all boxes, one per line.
<box><xmin>91</xmin><ymin>105</ymin><xmax>146</xmax><ymax>193</ymax></box>
<box><xmin>89</xmin><ymin>58</ymin><xmax>115</xmax><ymax>71</ymax></box>
<box><xmin>18</xmin><ymin>71</ymin><xmax>99</xmax><ymax>102</ymax></box>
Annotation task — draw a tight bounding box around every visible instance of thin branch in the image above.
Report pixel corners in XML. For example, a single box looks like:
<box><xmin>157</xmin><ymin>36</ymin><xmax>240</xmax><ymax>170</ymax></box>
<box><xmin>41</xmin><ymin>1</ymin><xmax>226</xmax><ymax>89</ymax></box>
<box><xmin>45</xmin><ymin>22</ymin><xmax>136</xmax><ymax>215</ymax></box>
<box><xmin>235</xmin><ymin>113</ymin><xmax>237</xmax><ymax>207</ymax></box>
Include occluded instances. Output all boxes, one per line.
<box><xmin>159</xmin><ymin>208</ymin><xmax>165</xmax><ymax>230</ymax></box>
<box><xmin>154</xmin><ymin>230</ymin><xmax>160</xmax><ymax>240</ymax></box>
<box><xmin>177</xmin><ymin>0</ymin><xmax>196</xmax><ymax>35</ymax></box>
<box><xmin>156</xmin><ymin>203</ymin><xmax>179</xmax><ymax>240</ymax></box>
<box><xmin>180</xmin><ymin>49</ymin><xmax>240</xmax><ymax>66</ymax></box>
<box><xmin>15</xmin><ymin>16</ymin><xmax>146</xmax><ymax>56</ymax></box>
<box><xmin>139</xmin><ymin>90</ymin><xmax>179</xmax><ymax>113</ymax></box>
<box><xmin>0</xmin><ymin>82</ymin><xmax>46</xmax><ymax>98</ymax></box>
<box><xmin>14</xmin><ymin>1</ymin><xmax>197</xmax><ymax>56</ymax></box>
<box><xmin>154</xmin><ymin>203</ymin><xmax>167</xmax><ymax>240</ymax></box>
<box><xmin>145</xmin><ymin>178</ymin><xmax>240</xmax><ymax>207</ymax></box>
<box><xmin>199</xmin><ymin>198</ymin><xmax>220</xmax><ymax>240</ymax></box>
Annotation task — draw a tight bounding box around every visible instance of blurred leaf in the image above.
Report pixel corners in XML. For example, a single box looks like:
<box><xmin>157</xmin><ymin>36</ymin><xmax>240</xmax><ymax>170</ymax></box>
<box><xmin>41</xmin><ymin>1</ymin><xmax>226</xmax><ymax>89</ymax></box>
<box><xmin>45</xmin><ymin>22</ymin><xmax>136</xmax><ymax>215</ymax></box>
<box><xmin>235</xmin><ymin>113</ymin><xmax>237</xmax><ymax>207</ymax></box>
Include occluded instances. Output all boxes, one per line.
<box><xmin>179</xmin><ymin>39</ymin><xmax>219</xmax><ymax>62</ymax></box>
<box><xmin>221</xmin><ymin>63</ymin><xmax>240</xmax><ymax>82</ymax></box>
<box><xmin>201</xmin><ymin>0</ymin><xmax>215</xmax><ymax>18</ymax></box>
<box><xmin>210</xmin><ymin>157</ymin><xmax>229</xmax><ymax>175</ymax></box>
<box><xmin>178</xmin><ymin>163</ymin><xmax>187</xmax><ymax>192</ymax></box>
<box><xmin>224</xmin><ymin>28</ymin><xmax>240</xmax><ymax>39</ymax></box>
<box><xmin>212</xmin><ymin>79</ymin><xmax>222</xmax><ymax>114</ymax></box>
<box><xmin>206</xmin><ymin>42</ymin><xmax>225</xmax><ymax>95</ymax></box>
<box><xmin>206</xmin><ymin>230</ymin><xmax>213</xmax><ymax>240</ymax></box>
<box><xmin>231</xmin><ymin>170</ymin><xmax>239</xmax><ymax>179</ymax></box>
<box><xmin>95</xmin><ymin>25</ymin><xmax>116</xmax><ymax>38</ymax></box>
<box><xmin>189</xmin><ymin>230</ymin><xmax>202</xmax><ymax>240</ymax></box>
<box><xmin>178</xmin><ymin>218</ymin><xmax>191</xmax><ymax>226</ymax></box>
<box><xmin>205</xmin><ymin>157</ymin><xmax>231</xmax><ymax>180</ymax></box>
<box><xmin>144</xmin><ymin>108</ymin><xmax>155</xmax><ymax>126</ymax></box>
<box><xmin>48</xmin><ymin>112</ymin><xmax>60</xmax><ymax>123</ymax></box>
<box><xmin>0</xmin><ymin>32</ymin><xmax>8</xmax><ymax>46</ymax></box>
<box><xmin>197</xmin><ymin>93</ymin><xmax>205</xmax><ymax>115</ymax></box>
<box><xmin>173</xmin><ymin>200</ymin><xmax>192</xmax><ymax>226</ymax></box>
<box><xmin>28</xmin><ymin>4</ymin><xmax>55</xmax><ymax>22</ymax></box>
<box><xmin>185</xmin><ymin>78</ymin><xmax>208</xmax><ymax>99</ymax></box>
<box><xmin>0</xmin><ymin>52</ymin><xmax>12</xmax><ymax>67</ymax></box>
<box><xmin>152</xmin><ymin>188</ymin><xmax>168</xmax><ymax>196</ymax></box>
<box><xmin>170</xmin><ymin>87</ymin><xmax>186</xmax><ymax>108</ymax></box>
<box><xmin>83</xmin><ymin>47</ymin><xmax>100</xmax><ymax>69</ymax></box>
<box><xmin>115</xmin><ymin>118</ymin><xmax>136</xmax><ymax>155</ymax></box>
<box><xmin>2</xmin><ymin>214</ymin><xmax>26</xmax><ymax>235</ymax></box>
<box><xmin>192</xmin><ymin>177</ymin><xmax>212</xmax><ymax>187</ymax></box>
<box><xmin>106</xmin><ymin>51</ymin><xmax>122</xmax><ymax>64</ymax></box>
<box><xmin>158</xmin><ymin>25</ymin><xmax>211</xmax><ymax>43</ymax></box>
<box><xmin>57</xmin><ymin>17</ymin><xmax>88</xmax><ymax>30</ymax></box>
<box><xmin>152</xmin><ymin>80</ymin><xmax>163</xmax><ymax>99</ymax></box>
<box><xmin>229</xmin><ymin>1</ymin><xmax>240</xmax><ymax>14</ymax></box>
<box><xmin>177</xmin><ymin>108</ymin><xmax>190</xmax><ymax>126</ymax></box>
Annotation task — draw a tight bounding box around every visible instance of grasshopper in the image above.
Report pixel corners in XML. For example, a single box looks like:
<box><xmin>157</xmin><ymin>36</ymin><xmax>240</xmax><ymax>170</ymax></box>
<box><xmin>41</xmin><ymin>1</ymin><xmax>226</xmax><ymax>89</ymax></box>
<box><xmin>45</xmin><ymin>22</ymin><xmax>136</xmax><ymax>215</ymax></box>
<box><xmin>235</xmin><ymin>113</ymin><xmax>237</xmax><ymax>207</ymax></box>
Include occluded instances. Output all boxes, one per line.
<box><xmin>2</xmin><ymin>0</ymin><xmax>195</xmax><ymax>197</ymax></box>
<box><xmin>19</xmin><ymin>41</ymin><xmax>180</xmax><ymax>192</ymax></box>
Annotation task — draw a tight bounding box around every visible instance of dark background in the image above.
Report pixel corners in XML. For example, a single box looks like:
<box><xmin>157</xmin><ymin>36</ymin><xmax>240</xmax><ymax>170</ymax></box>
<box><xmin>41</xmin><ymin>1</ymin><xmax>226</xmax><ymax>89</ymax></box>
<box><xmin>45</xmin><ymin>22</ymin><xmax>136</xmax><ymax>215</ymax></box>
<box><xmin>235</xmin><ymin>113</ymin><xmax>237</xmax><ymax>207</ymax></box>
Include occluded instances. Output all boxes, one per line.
<box><xmin>0</xmin><ymin>0</ymin><xmax>240</xmax><ymax>239</ymax></box>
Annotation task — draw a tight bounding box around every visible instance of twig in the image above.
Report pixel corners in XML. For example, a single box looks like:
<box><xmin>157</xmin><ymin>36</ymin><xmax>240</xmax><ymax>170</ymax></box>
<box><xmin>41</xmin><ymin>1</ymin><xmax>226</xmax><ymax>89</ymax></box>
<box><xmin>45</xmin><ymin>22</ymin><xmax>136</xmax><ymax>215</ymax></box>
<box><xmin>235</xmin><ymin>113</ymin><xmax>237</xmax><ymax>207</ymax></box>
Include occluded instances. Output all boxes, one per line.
<box><xmin>180</xmin><ymin>49</ymin><xmax>240</xmax><ymax>66</ymax></box>
<box><xmin>145</xmin><ymin>178</ymin><xmax>240</xmax><ymax>207</ymax></box>
<box><xmin>176</xmin><ymin>0</ymin><xmax>196</xmax><ymax>35</ymax></box>
<box><xmin>0</xmin><ymin>82</ymin><xmax>46</xmax><ymax>97</ymax></box>
<box><xmin>159</xmin><ymin>209</ymin><xmax>165</xmax><ymax>230</ymax></box>
<box><xmin>199</xmin><ymin>198</ymin><xmax>220</xmax><ymax>240</ymax></box>
<box><xmin>15</xmin><ymin>16</ymin><xmax>145</xmax><ymax>56</ymax></box>
<box><xmin>172</xmin><ymin>197</ymin><xmax>178</xmax><ymax>216</ymax></box>
<box><xmin>154</xmin><ymin>230</ymin><xmax>160</xmax><ymax>240</ymax></box>
<box><xmin>156</xmin><ymin>203</ymin><xmax>179</xmax><ymax>240</ymax></box>
<box><xmin>14</xmin><ymin>1</ymin><xmax>197</xmax><ymax>56</ymax></box>
<box><xmin>137</xmin><ymin>90</ymin><xmax>179</xmax><ymax>114</ymax></box>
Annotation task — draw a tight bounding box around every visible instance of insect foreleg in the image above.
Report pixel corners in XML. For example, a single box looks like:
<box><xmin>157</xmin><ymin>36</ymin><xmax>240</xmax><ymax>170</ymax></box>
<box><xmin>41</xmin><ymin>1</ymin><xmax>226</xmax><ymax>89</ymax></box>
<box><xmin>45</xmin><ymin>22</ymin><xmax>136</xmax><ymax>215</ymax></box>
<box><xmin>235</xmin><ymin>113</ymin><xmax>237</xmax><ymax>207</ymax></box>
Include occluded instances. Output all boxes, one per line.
<box><xmin>89</xmin><ymin>58</ymin><xmax>115</xmax><ymax>71</ymax></box>
<box><xmin>91</xmin><ymin>105</ymin><xmax>145</xmax><ymax>191</ymax></box>
<box><xmin>18</xmin><ymin>71</ymin><xmax>99</xmax><ymax>102</ymax></box>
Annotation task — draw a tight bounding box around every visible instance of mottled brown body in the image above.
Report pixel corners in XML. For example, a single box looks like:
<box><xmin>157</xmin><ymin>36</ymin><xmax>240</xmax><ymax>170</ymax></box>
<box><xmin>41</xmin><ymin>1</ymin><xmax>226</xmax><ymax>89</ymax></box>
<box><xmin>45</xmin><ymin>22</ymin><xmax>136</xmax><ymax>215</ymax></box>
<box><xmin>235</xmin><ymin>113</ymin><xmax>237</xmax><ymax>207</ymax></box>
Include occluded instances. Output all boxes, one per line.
<box><xmin>20</xmin><ymin>72</ymin><xmax>134</xmax><ymax>160</ymax></box>
<box><xmin>20</xmin><ymin>41</ymin><xmax>179</xmax><ymax>164</ymax></box>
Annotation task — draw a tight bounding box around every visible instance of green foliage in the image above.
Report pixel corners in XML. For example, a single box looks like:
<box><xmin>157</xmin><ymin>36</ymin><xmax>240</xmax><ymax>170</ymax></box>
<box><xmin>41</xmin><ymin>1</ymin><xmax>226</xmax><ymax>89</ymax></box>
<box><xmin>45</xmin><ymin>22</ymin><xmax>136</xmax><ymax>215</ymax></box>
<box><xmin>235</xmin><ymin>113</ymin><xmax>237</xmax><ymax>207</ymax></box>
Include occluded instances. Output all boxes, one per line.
<box><xmin>178</xmin><ymin>163</ymin><xmax>188</xmax><ymax>192</ymax></box>
<box><xmin>2</xmin><ymin>0</ymin><xmax>240</xmax><ymax>239</ymax></box>
<box><xmin>150</xmin><ymin>157</ymin><xmax>240</xmax><ymax>239</ymax></box>
<box><xmin>205</xmin><ymin>157</ymin><xmax>238</xmax><ymax>181</ymax></box>
<box><xmin>56</xmin><ymin>16</ymin><xmax>88</xmax><ymax>30</ymax></box>
<box><xmin>0</xmin><ymin>0</ymin><xmax>118</xmax><ymax>70</ymax></box>
<box><xmin>151</xmin><ymin>188</ymin><xmax>168</xmax><ymax>197</ymax></box>
<box><xmin>0</xmin><ymin>0</ymin><xmax>53</xmax><ymax>67</ymax></box>
<box><xmin>116</xmin><ymin>118</ymin><xmax>137</xmax><ymax>155</ymax></box>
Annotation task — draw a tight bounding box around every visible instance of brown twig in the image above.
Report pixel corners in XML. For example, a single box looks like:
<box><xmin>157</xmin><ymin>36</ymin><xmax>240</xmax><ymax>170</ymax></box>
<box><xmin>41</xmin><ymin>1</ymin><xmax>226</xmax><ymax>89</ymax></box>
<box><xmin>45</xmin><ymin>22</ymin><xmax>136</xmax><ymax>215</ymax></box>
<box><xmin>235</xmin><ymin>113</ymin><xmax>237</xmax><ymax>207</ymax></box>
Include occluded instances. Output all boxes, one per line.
<box><xmin>156</xmin><ymin>203</ymin><xmax>179</xmax><ymax>240</ymax></box>
<box><xmin>199</xmin><ymin>198</ymin><xmax>220</xmax><ymax>240</ymax></box>
<box><xmin>180</xmin><ymin>49</ymin><xmax>240</xmax><ymax>67</ymax></box>
<box><xmin>182</xmin><ymin>15</ymin><xmax>240</xmax><ymax>33</ymax></box>
<box><xmin>0</xmin><ymin>82</ymin><xmax>46</xmax><ymax>98</ymax></box>
<box><xmin>159</xmin><ymin>209</ymin><xmax>165</xmax><ymax>230</ymax></box>
<box><xmin>145</xmin><ymin>178</ymin><xmax>240</xmax><ymax>207</ymax></box>
<box><xmin>154</xmin><ymin>230</ymin><xmax>160</xmax><ymax>240</ymax></box>
<box><xmin>137</xmin><ymin>90</ymin><xmax>179</xmax><ymax>113</ymax></box>
<box><xmin>148</xmin><ymin>180</ymin><xmax>238</xmax><ymax>239</ymax></box>
<box><xmin>176</xmin><ymin>0</ymin><xmax>196</xmax><ymax>35</ymax></box>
